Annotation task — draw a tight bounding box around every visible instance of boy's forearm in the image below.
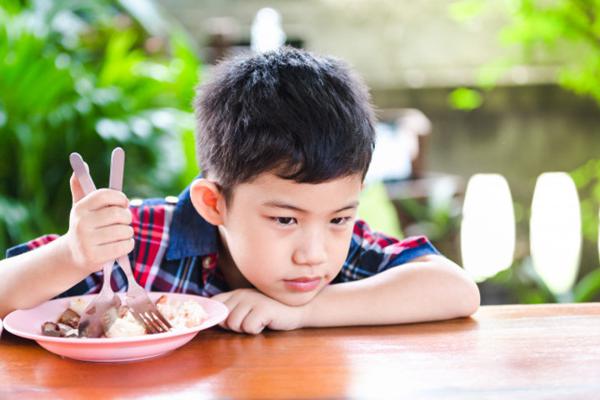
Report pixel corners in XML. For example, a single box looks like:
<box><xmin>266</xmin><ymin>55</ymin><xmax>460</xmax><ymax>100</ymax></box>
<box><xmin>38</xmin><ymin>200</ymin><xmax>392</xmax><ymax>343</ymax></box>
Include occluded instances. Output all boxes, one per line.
<box><xmin>0</xmin><ymin>236</ymin><xmax>89</xmax><ymax>318</ymax></box>
<box><xmin>301</xmin><ymin>255</ymin><xmax>480</xmax><ymax>328</ymax></box>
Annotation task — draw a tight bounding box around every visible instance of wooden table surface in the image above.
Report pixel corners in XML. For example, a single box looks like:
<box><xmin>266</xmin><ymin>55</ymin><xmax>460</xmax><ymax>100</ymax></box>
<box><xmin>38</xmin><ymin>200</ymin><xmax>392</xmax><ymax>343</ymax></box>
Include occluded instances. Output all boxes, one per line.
<box><xmin>1</xmin><ymin>303</ymin><xmax>600</xmax><ymax>399</ymax></box>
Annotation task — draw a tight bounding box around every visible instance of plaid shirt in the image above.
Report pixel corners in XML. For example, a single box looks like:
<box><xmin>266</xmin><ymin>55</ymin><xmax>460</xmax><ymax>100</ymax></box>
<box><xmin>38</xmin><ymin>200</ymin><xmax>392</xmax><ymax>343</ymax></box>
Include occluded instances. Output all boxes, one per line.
<box><xmin>5</xmin><ymin>186</ymin><xmax>439</xmax><ymax>299</ymax></box>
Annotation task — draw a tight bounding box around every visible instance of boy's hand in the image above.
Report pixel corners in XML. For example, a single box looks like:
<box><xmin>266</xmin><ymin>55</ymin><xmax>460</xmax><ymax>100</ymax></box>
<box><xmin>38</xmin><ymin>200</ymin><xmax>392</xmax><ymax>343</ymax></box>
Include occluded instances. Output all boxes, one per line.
<box><xmin>212</xmin><ymin>288</ymin><xmax>307</xmax><ymax>335</ymax></box>
<box><xmin>64</xmin><ymin>173</ymin><xmax>134</xmax><ymax>274</ymax></box>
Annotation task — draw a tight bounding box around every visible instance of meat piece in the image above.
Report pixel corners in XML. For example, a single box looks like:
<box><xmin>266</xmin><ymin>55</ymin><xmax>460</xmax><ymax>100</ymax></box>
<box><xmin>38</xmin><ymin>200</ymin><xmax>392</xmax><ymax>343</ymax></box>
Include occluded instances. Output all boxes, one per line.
<box><xmin>57</xmin><ymin>308</ymin><xmax>80</xmax><ymax>329</ymax></box>
<box><xmin>156</xmin><ymin>295</ymin><xmax>168</xmax><ymax>305</ymax></box>
<box><xmin>41</xmin><ymin>322</ymin><xmax>62</xmax><ymax>337</ymax></box>
<box><xmin>41</xmin><ymin>322</ymin><xmax>78</xmax><ymax>338</ymax></box>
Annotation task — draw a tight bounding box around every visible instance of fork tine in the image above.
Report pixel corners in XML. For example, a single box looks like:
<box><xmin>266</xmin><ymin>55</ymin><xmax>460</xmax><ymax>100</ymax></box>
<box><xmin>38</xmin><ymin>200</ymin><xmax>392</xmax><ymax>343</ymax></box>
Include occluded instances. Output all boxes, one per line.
<box><xmin>132</xmin><ymin>311</ymin><xmax>156</xmax><ymax>334</ymax></box>
<box><xmin>149</xmin><ymin>312</ymin><xmax>170</xmax><ymax>332</ymax></box>
<box><xmin>151</xmin><ymin>308</ymin><xmax>173</xmax><ymax>329</ymax></box>
<box><xmin>130</xmin><ymin>311</ymin><xmax>145</xmax><ymax>332</ymax></box>
<box><xmin>142</xmin><ymin>312</ymin><xmax>164</xmax><ymax>334</ymax></box>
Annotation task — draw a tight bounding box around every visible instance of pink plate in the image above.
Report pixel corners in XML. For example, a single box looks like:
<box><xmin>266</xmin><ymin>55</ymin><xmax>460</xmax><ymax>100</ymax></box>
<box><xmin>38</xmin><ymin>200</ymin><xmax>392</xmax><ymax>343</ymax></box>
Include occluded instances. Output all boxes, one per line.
<box><xmin>3</xmin><ymin>292</ymin><xmax>228</xmax><ymax>363</ymax></box>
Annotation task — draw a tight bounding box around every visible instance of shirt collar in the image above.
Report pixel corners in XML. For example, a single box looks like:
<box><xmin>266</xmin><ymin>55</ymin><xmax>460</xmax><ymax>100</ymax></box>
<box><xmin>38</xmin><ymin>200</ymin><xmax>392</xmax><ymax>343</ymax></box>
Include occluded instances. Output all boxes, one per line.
<box><xmin>165</xmin><ymin>180</ymin><xmax>219</xmax><ymax>261</ymax></box>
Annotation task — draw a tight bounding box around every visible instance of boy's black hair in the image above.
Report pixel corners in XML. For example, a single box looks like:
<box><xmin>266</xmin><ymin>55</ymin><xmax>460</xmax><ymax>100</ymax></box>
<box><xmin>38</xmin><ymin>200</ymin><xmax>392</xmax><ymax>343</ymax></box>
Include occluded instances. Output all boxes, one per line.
<box><xmin>194</xmin><ymin>47</ymin><xmax>376</xmax><ymax>202</ymax></box>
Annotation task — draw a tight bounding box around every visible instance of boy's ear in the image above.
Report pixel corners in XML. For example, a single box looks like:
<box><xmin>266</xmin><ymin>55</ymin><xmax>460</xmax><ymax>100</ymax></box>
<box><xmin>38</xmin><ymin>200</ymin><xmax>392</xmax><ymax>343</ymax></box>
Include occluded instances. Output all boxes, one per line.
<box><xmin>190</xmin><ymin>178</ymin><xmax>226</xmax><ymax>226</ymax></box>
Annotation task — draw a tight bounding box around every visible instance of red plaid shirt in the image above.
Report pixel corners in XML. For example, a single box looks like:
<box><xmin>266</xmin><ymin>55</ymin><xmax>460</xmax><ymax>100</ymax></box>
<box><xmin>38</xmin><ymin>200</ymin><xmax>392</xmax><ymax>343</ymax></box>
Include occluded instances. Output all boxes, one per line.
<box><xmin>5</xmin><ymin>187</ymin><xmax>438</xmax><ymax>298</ymax></box>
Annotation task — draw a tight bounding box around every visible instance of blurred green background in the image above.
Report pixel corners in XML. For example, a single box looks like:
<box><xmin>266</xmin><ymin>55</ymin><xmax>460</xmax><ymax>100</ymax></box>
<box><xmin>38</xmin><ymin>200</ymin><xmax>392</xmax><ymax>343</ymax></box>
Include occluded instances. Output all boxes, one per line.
<box><xmin>0</xmin><ymin>0</ymin><xmax>200</xmax><ymax>250</ymax></box>
<box><xmin>2</xmin><ymin>0</ymin><xmax>600</xmax><ymax>304</ymax></box>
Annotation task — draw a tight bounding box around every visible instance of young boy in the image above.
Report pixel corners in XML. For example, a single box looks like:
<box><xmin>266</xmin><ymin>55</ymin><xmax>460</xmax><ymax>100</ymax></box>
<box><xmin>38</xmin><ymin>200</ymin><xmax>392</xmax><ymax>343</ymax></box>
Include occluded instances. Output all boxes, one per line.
<box><xmin>0</xmin><ymin>48</ymin><xmax>479</xmax><ymax>334</ymax></box>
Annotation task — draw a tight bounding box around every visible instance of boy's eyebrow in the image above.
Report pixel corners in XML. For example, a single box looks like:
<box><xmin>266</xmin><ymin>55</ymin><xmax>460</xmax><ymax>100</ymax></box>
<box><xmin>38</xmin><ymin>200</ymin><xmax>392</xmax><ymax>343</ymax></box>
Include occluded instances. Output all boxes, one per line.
<box><xmin>262</xmin><ymin>201</ymin><xmax>359</xmax><ymax>214</ymax></box>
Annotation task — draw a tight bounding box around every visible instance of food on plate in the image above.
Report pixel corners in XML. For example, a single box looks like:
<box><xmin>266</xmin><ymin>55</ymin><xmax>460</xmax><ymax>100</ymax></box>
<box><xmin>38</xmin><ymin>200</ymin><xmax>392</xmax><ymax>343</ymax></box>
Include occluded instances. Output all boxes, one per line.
<box><xmin>155</xmin><ymin>295</ymin><xmax>209</xmax><ymax>329</ymax></box>
<box><xmin>41</xmin><ymin>295</ymin><xmax>208</xmax><ymax>338</ymax></box>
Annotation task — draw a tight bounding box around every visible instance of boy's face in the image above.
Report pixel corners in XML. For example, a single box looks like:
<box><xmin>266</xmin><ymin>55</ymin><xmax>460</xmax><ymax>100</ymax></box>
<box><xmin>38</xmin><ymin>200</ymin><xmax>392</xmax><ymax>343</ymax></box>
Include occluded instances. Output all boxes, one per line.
<box><xmin>218</xmin><ymin>172</ymin><xmax>363</xmax><ymax>306</ymax></box>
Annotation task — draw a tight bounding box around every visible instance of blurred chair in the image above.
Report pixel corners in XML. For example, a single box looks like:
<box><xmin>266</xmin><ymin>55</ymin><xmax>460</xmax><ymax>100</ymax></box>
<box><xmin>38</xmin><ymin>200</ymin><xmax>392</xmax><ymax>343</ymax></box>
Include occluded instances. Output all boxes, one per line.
<box><xmin>369</xmin><ymin>109</ymin><xmax>464</xmax><ymax>260</ymax></box>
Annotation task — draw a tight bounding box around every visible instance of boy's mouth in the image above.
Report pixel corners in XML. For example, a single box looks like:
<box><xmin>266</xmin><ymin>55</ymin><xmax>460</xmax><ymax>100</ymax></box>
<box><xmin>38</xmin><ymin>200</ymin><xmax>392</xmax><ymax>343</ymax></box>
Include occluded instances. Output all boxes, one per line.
<box><xmin>283</xmin><ymin>277</ymin><xmax>321</xmax><ymax>292</ymax></box>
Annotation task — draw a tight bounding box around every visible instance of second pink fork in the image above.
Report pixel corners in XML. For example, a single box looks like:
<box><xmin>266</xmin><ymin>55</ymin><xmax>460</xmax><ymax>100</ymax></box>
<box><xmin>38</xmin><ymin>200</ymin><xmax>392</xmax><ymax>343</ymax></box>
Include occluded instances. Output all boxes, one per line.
<box><xmin>109</xmin><ymin>148</ymin><xmax>172</xmax><ymax>334</ymax></box>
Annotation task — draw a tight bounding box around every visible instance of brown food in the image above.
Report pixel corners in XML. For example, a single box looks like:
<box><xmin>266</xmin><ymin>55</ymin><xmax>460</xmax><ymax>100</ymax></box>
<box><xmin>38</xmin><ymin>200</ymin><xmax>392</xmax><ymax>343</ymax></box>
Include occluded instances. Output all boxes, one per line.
<box><xmin>41</xmin><ymin>321</ymin><xmax>78</xmax><ymax>338</ymax></box>
<box><xmin>117</xmin><ymin>305</ymin><xmax>130</xmax><ymax>318</ymax></box>
<box><xmin>156</xmin><ymin>295</ymin><xmax>168</xmax><ymax>305</ymax></box>
<box><xmin>41</xmin><ymin>322</ymin><xmax>62</xmax><ymax>337</ymax></box>
<box><xmin>41</xmin><ymin>303</ymin><xmax>142</xmax><ymax>338</ymax></box>
<box><xmin>57</xmin><ymin>308</ymin><xmax>80</xmax><ymax>329</ymax></box>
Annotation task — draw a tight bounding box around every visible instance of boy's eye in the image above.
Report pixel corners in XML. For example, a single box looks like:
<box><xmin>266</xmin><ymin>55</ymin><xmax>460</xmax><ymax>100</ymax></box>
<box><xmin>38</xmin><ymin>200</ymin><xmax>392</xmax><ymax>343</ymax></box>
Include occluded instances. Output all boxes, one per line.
<box><xmin>331</xmin><ymin>217</ymin><xmax>352</xmax><ymax>225</ymax></box>
<box><xmin>273</xmin><ymin>217</ymin><xmax>297</xmax><ymax>226</ymax></box>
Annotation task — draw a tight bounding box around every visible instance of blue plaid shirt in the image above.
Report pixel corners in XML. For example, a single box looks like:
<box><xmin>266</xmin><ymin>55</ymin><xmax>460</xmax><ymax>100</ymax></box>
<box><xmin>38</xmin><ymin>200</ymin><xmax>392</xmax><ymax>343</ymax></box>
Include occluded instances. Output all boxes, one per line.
<box><xmin>6</xmin><ymin>185</ymin><xmax>439</xmax><ymax>298</ymax></box>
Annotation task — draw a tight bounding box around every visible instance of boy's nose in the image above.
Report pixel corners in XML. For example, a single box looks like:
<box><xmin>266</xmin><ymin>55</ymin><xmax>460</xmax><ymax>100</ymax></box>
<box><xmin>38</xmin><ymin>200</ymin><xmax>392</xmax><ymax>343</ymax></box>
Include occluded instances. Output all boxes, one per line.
<box><xmin>292</xmin><ymin>232</ymin><xmax>328</xmax><ymax>267</ymax></box>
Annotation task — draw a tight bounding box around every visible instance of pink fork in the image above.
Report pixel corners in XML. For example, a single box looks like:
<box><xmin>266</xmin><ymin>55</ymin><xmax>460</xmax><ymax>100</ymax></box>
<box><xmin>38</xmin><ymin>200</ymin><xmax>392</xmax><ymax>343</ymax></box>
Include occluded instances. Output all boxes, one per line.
<box><xmin>70</xmin><ymin>148</ymin><xmax>171</xmax><ymax>335</ymax></box>
<box><xmin>69</xmin><ymin>152</ymin><xmax>122</xmax><ymax>338</ymax></box>
<box><xmin>109</xmin><ymin>148</ymin><xmax>172</xmax><ymax>334</ymax></box>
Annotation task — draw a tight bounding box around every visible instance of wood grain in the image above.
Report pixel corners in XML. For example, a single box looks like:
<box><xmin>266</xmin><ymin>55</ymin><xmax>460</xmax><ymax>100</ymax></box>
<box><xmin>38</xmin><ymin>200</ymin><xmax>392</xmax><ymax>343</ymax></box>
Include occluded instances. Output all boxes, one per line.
<box><xmin>1</xmin><ymin>303</ymin><xmax>599</xmax><ymax>399</ymax></box>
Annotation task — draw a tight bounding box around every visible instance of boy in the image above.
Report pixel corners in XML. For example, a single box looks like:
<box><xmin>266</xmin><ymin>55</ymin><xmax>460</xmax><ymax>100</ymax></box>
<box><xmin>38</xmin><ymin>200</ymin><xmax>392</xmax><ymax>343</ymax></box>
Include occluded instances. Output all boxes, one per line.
<box><xmin>0</xmin><ymin>48</ymin><xmax>479</xmax><ymax>334</ymax></box>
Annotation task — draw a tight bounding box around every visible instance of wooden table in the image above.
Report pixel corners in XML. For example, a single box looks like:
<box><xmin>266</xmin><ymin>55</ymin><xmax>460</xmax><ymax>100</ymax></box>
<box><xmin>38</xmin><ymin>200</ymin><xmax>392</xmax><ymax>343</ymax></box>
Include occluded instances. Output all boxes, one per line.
<box><xmin>2</xmin><ymin>303</ymin><xmax>600</xmax><ymax>399</ymax></box>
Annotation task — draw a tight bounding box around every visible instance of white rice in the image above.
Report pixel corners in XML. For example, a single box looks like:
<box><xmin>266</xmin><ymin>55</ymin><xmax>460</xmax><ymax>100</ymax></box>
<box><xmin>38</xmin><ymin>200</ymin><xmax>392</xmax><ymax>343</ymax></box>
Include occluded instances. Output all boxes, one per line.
<box><xmin>156</xmin><ymin>297</ymin><xmax>209</xmax><ymax>330</ymax></box>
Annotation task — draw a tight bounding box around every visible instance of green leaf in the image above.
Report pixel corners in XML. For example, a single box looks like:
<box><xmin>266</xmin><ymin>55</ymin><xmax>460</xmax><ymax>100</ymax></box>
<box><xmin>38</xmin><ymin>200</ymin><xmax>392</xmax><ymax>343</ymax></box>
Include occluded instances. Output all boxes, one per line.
<box><xmin>574</xmin><ymin>268</ymin><xmax>600</xmax><ymax>302</ymax></box>
<box><xmin>448</xmin><ymin>0</ymin><xmax>486</xmax><ymax>22</ymax></box>
<box><xmin>448</xmin><ymin>88</ymin><xmax>483</xmax><ymax>110</ymax></box>
<box><xmin>358</xmin><ymin>183</ymin><xmax>403</xmax><ymax>239</ymax></box>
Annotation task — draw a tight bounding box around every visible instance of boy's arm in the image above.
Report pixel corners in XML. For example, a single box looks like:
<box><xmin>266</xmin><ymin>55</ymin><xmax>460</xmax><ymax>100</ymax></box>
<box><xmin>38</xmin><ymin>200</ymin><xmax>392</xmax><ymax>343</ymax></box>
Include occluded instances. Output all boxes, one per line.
<box><xmin>301</xmin><ymin>254</ymin><xmax>480</xmax><ymax>328</ymax></box>
<box><xmin>0</xmin><ymin>236</ymin><xmax>91</xmax><ymax>318</ymax></box>
<box><xmin>0</xmin><ymin>176</ymin><xmax>134</xmax><ymax>318</ymax></box>
<box><xmin>213</xmin><ymin>254</ymin><xmax>479</xmax><ymax>334</ymax></box>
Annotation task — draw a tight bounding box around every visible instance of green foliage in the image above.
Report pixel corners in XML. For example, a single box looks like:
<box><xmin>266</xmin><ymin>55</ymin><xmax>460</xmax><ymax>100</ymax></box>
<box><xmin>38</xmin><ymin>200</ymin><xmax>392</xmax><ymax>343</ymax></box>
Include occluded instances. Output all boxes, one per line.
<box><xmin>571</xmin><ymin>159</ymin><xmax>600</xmax><ymax>244</ymax></box>
<box><xmin>358</xmin><ymin>183</ymin><xmax>403</xmax><ymax>239</ymax></box>
<box><xmin>0</xmin><ymin>0</ymin><xmax>201</xmax><ymax>253</ymax></box>
<box><xmin>500</xmin><ymin>0</ymin><xmax>600</xmax><ymax>104</ymax></box>
<box><xmin>448</xmin><ymin>0</ymin><xmax>487</xmax><ymax>22</ymax></box>
<box><xmin>448</xmin><ymin>88</ymin><xmax>483</xmax><ymax>110</ymax></box>
<box><xmin>450</xmin><ymin>0</ymin><xmax>600</xmax><ymax>104</ymax></box>
<box><xmin>487</xmin><ymin>257</ymin><xmax>557</xmax><ymax>304</ymax></box>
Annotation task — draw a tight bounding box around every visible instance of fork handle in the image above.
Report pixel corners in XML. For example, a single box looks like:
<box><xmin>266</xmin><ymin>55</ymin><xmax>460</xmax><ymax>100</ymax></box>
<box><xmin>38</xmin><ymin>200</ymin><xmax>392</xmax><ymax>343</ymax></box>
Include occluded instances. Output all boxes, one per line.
<box><xmin>69</xmin><ymin>153</ymin><xmax>96</xmax><ymax>195</ymax></box>
<box><xmin>109</xmin><ymin>148</ymin><xmax>125</xmax><ymax>191</ymax></box>
<box><xmin>99</xmin><ymin>261</ymin><xmax>114</xmax><ymax>292</ymax></box>
<box><xmin>117</xmin><ymin>255</ymin><xmax>138</xmax><ymax>287</ymax></box>
<box><xmin>69</xmin><ymin>149</ymin><xmax>126</xmax><ymax>283</ymax></box>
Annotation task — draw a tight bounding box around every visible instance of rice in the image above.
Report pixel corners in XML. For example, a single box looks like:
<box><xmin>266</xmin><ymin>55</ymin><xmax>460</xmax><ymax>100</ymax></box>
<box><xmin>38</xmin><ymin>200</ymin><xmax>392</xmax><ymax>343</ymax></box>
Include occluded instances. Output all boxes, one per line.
<box><xmin>68</xmin><ymin>298</ymin><xmax>88</xmax><ymax>316</ymax></box>
<box><xmin>105</xmin><ymin>309</ymin><xmax>146</xmax><ymax>338</ymax></box>
<box><xmin>156</xmin><ymin>295</ymin><xmax>209</xmax><ymax>330</ymax></box>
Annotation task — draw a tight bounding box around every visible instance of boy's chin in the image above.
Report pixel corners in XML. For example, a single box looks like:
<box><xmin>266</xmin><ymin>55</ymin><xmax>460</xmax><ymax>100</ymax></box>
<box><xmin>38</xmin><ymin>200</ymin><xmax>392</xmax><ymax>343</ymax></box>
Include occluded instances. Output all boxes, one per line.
<box><xmin>272</xmin><ymin>291</ymin><xmax>318</xmax><ymax>307</ymax></box>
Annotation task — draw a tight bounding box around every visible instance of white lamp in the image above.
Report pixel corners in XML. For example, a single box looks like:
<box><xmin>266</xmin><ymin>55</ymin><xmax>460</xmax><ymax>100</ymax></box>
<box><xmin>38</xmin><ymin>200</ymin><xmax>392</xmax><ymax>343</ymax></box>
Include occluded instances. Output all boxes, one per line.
<box><xmin>251</xmin><ymin>8</ymin><xmax>286</xmax><ymax>53</ymax></box>
<box><xmin>530</xmin><ymin>172</ymin><xmax>581</xmax><ymax>297</ymax></box>
<box><xmin>460</xmin><ymin>174</ymin><xmax>515</xmax><ymax>281</ymax></box>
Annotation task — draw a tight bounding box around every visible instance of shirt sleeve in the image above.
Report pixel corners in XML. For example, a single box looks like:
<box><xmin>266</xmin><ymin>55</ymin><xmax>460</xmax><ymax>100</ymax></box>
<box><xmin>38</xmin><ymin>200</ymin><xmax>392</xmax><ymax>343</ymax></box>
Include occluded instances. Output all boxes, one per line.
<box><xmin>333</xmin><ymin>219</ymin><xmax>440</xmax><ymax>283</ymax></box>
<box><xmin>3</xmin><ymin>200</ymin><xmax>165</xmax><ymax>298</ymax></box>
<box><xmin>5</xmin><ymin>234</ymin><xmax>60</xmax><ymax>258</ymax></box>
<box><xmin>4</xmin><ymin>234</ymin><xmax>105</xmax><ymax>298</ymax></box>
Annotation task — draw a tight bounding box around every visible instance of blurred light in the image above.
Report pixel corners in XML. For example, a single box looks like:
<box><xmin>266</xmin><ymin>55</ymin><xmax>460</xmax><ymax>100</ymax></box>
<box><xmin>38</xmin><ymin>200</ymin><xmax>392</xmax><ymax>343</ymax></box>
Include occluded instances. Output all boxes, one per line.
<box><xmin>54</xmin><ymin>53</ymin><xmax>70</xmax><ymax>69</ymax></box>
<box><xmin>130</xmin><ymin>117</ymin><xmax>152</xmax><ymax>139</ymax></box>
<box><xmin>96</xmin><ymin>118</ymin><xmax>129</xmax><ymax>141</ymax></box>
<box><xmin>251</xmin><ymin>8</ymin><xmax>286</xmax><ymax>53</ymax></box>
<box><xmin>404</xmin><ymin>69</ymin><xmax>426</xmax><ymax>88</ymax></box>
<box><xmin>530</xmin><ymin>172</ymin><xmax>581</xmax><ymax>296</ymax></box>
<box><xmin>510</xmin><ymin>66</ymin><xmax>529</xmax><ymax>85</ymax></box>
<box><xmin>461</xmin><ymin>174</ymin><xmax>515</xmax><ymax>281</ymax></box>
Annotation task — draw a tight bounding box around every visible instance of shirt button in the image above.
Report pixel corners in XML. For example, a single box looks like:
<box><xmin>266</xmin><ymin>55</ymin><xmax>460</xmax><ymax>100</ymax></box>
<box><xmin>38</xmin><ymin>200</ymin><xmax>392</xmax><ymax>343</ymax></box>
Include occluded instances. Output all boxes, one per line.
<box><xmin>203</xmin><ymin>257</ymin><xmax>212</xmax><ymax>269</ymax></box>
<box><xmin>130</xmin><ymin>198</ymin><xmax>143</xmax><ymax>207</ymax></box>
<box><xmin>165</xmin><ymin>195</ymin><xmax>179</xmax><ymax>204</ymax></box>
